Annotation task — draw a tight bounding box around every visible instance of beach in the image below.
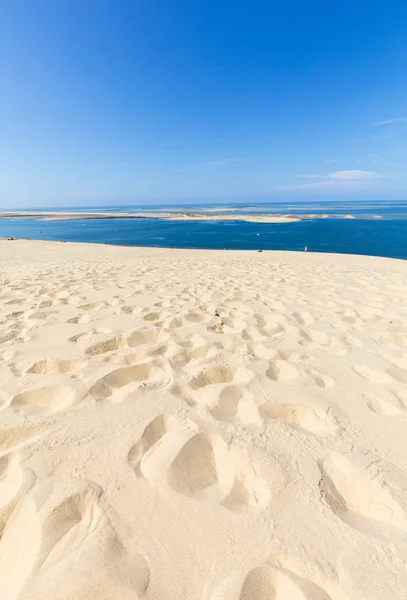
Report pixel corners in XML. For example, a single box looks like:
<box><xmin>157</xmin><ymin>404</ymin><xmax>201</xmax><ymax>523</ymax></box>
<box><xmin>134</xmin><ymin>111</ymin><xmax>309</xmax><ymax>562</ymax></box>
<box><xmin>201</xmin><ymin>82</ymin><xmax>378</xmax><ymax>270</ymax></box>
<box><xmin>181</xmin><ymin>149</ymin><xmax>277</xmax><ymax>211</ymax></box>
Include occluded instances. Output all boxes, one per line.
<box><xmin>1</xmin><ymin>239</ymin><xmax>407</xmax><ymax>599</ymax></box>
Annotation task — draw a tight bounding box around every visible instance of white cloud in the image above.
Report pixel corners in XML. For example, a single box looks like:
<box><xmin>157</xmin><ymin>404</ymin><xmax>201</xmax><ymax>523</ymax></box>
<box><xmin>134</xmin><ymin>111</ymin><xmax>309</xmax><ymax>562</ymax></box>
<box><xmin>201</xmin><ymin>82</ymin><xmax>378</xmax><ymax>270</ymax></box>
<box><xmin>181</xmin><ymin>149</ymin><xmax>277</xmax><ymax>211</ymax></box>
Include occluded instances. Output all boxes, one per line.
<box><xmin>328</xmin><ymin>170</ymin><xmax>376</xmax><ymax>180</ymax></box>
<box><xmin>372</xmin><ymin>117</ymin><xmax>407</xmax><ymax>126</ymax></box>
<box><xmin>278</xmin><ymin>170</ymin><xmax>379</xmax><ymax>192</ymax></box>
<box><xmin>178</xmin><ymin>158</ymin><xmax>239</xmax><ymax>172</ymax></box>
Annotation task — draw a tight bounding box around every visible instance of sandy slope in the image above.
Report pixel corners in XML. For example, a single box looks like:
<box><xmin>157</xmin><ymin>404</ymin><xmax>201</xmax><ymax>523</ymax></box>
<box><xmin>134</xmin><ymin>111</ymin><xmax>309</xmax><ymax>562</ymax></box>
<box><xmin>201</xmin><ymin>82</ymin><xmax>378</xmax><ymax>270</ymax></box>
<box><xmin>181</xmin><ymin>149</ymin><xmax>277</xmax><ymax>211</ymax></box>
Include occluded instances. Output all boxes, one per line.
<box><xmin>0</xmin><ymin>240</ymin><xmax>407</xmax><ymax>599</ymax></box>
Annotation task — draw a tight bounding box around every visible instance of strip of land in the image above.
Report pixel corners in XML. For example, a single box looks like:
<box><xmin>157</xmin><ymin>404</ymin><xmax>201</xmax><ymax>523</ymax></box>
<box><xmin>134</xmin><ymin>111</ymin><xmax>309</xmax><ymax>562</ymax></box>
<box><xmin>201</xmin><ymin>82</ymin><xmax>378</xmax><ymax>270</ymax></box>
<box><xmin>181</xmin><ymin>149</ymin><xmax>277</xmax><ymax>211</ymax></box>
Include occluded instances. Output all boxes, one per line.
<box><xmin>0</xmin><ymin>211</ymin><xmax>364</xmax><ymax>223</ymax></box>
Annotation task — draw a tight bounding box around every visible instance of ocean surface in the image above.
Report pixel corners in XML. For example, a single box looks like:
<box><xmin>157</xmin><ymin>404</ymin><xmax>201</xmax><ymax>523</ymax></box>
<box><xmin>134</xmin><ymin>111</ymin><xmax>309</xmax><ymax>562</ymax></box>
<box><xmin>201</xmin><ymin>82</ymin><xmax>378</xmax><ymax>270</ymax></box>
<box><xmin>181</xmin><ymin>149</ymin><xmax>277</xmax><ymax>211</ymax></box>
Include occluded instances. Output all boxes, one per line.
<box><xmin>1</xmin><ymin>200</ymin><xmax>407</xmax><ymax>260</ymax></box>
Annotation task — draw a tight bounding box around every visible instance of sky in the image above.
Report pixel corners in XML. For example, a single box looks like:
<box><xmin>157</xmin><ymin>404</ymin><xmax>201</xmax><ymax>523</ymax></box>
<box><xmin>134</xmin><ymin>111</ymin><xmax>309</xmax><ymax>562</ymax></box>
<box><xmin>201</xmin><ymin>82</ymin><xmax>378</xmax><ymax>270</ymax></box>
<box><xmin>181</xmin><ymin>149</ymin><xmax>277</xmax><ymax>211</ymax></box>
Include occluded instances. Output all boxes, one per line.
<box><xmin>0</xmin><ymin>0</ymin><xmax>406</xmax><ymax>207</ymax></box>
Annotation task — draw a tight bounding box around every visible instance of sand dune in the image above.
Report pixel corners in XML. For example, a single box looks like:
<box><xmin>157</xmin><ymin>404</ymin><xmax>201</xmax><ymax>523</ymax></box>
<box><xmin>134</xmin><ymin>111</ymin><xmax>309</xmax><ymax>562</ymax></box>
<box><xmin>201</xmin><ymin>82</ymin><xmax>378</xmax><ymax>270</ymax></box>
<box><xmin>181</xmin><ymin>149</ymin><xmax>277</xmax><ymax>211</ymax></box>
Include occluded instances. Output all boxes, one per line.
<box><xmin>0</xmin><ymin>239</ymin><xmax>407</xmax><ymax>599</ymax></box>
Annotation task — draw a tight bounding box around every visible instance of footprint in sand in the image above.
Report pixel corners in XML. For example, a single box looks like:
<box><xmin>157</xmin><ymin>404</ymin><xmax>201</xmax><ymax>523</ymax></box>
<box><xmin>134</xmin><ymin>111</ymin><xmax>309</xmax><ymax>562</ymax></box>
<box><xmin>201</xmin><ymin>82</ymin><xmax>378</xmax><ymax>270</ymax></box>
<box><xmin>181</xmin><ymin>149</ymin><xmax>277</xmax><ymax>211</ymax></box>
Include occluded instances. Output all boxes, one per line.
<box><xmin>355</xmin><ymin>363</ymin><xmax>407</xmax><ymax>385</ymax></box>
<box><xmin>85</xmin><ymin>336</ymin><xmax>126</xmax><ymax>355</ymax></box>
<box><xmin>319</xmin><ymin>452</ymin><xmax>407</xmax><ymax>542</ymax></box>
<box><xmin>6</xmin><ymin>310</ymin><xmax>24</xmax><ymax>318</ymax></box>
<box><xmin>37</xmin><ymin>300</ymin><xmax>54</xmax><ymax>309</ymax></box>
<box><xmin>363</xmin><ymin>391</ymin><xmax>407</xmax><ymax>417</ymax></box>
<box><xmin>84</xmin><ymin>328</ymin><xmax>167</xmax><ymax>356</ymax></box>
<box><xmin>388</xmin><ymin>366</ymin><xmax>407</xmax><ymax>384</ymax></box>
<box><xmin>10</xmin><ymin>383</ymin><xmax>84</xmax><ymax>415</ymax></box>
<box><xmin>90</xmin><ymin>361</ymin><xmax>170</xmax><ymax>401</ymax></box>
<box><xmin>183</xmin><ymin>311</ymin><xmax>207</xmax><ymax>323</ymax></box>
<box><xmin>266</xmin><ymin>360</ymin><xmax>299</xmax><ymax>383</ymax></box>
<box><xmin>128</xmin><ymin>413</ymin><xmax>180</xmax><ymax>470</ymax></box>
<box><xmin>255</xmin><ymin>317</ymin><xmax>285</xmax><ymax>339</ymax></box>
<box><xmin>171</xmin><ymin>343</ymin><xmax>214</xmax><ymax>367</ymax></box>
<box><xmin>260</xmin><ymin>403</ymin><xmax>340</xmax><ymax>437</ymax></box>
<box><xmin>299</xmin><ymin>328</ymin><xmax>331</xmax><ymax>346</ymax></box>
<box><xmin>78</xmin><ymin>301</ymin><xmax>105</xmax><ymax>311</ymax></box>
<box><xmin>103</xmin><ymin>351</ymin><xmax>146</xmax><ymax>366</ymax></box>
<box><xmin>67</xmin><ymin>314</ymin><xmax>90</xmax><ymax>325</ymax></box>
<box><xmin>121</xmin><ymin>305</ymin><xmax>142</xmax><ymax>314</ymax></box>
<box><xmin>0</xmin><ymin>426</ymin><xmax>41</xmax><ymax>455</ymax></box>
<box><xmin>189</xmin><ymin>365</ymin><xmax>236</xmax><ymax>390</ymax></box>
<box><xmin>187</xmin><ymin>363</ymin><xmax>255</xmax><ymax>417</ymax></box>
<box><xmin>0</xmin><ymin>477</ymin><xmax>150</xmax><ymax>600</ymax></box>
<box><xmin>27</xmin><ymin>358</ymin><xmax>86</xmax><ymax>375</ymax></box>
<box><xmin>305</xmin><ymin>368</ymin><xmax>335</xmax><ymax>389</ymax></box>
<box><xmin>246</xmin><ymin>342</ymin><xmax>277</xmax><ymax>360</ymax></box>
<box><xmin>292</xmin><ymin>311</ymin><xmax>316</xmax><ymax>325</ymax></box>
<box><xmin>299</xmin><ymin>328</ymin><xmax>347</xmax><ymax>355</ymax></box>
<box><xmin>166</xmin><ymin>316</ymin><xmax>186</xmax><ymax>329</ymax></box>
<box><xmin>278</xmin><ymin>349</ymin><xmax>310</xmax><ymax>363</ymax></box>
<box><xmin>69</xmin><ymin>332</ymin><xmax>92</xmax><ymax>343</ymax></box>
<box><xmin>216</xmin><ymin>339</ymin><xmax>247</xmax><ymax>354</ymax></box>
<box><xmin>28</xmin><ymin>310</ymin><xmax>59</xmax><ymax>321</ymax></box>
<box><xmin>143</xmin><ymin>311</ymin><xmax>162</xmax><ymax>322</ymax></box>
<box><xmin>353</xmin><ymin>364</ymin><xmax>394</xmax><ymax>384</ymax></box>
<box><xmin>127</xmin><ymin>327</ymin><xmax>168</xmax><ymax>347</ymax></box>
<box><xmin>377</xmin><ymin>332</ymin><xmax>407</xmax><ymax>347</ymax></box>
<box><xmin>4</xmin><ymin>298</ymin><xmax>26</xmax><ymax>306</ymax></box>
<box><xmin>0</xmin><ymin>453</ymin><xmax>35</xmax><ymax>535</ymax></box>
<box><xmin>129</xmin><ymin>414</ymin><xmax>270</xmax><ymax>513</ymax></box>
<box><xmin>211</xmin><ymin>385</ymin><xmax>260</xmax><ymax>425</ymax></box>
<box><xmin>0</xmin><ymin>327</ymin><xmax>27</xmax><ymax>345</ymax></box>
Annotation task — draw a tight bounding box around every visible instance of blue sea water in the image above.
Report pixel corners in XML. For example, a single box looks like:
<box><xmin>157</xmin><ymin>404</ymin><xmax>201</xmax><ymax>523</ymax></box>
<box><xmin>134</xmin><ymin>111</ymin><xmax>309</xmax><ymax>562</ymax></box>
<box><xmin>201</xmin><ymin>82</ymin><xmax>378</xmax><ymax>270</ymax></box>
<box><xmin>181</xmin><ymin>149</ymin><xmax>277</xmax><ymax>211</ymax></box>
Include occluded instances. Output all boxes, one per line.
<box><xmin>1</xmin><ymin>200</ymin><xmax>407</xmax><ymax>260</ymax></box>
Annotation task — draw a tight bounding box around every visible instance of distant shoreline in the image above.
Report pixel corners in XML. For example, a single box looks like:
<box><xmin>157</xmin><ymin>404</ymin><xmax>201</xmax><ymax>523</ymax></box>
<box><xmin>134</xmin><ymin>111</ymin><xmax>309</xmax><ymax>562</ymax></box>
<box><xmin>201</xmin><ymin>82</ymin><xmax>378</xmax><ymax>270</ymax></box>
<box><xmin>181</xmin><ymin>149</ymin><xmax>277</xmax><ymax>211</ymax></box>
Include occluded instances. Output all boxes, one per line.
<box><xmin>0</xmin><ymin>211</ymin><xmax>372</xmax><ymax>223</ymax></box>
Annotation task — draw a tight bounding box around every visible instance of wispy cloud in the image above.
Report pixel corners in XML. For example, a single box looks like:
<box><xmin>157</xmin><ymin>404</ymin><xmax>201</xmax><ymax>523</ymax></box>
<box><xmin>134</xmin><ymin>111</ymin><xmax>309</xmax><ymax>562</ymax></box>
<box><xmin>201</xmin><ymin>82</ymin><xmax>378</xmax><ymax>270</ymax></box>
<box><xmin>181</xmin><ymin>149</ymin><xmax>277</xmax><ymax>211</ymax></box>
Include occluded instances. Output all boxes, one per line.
<box><xmin>372</xmin><ymin>117</ymin><xmax>407</xmax><ymax>126</ymax></box>
<box><xmin>178</xmin><ymin>158</ymin><xmax>240</xmax><ymax>172</ymax></box>
<box><xmin>278</xmin><ymin>170</ymin><xmax>379</xmax><ymax>192</ymax></box>
<box><xmin>329</xmin><ymin>170</ymin><xmax>376</xmax><ymax>180</ymax></box>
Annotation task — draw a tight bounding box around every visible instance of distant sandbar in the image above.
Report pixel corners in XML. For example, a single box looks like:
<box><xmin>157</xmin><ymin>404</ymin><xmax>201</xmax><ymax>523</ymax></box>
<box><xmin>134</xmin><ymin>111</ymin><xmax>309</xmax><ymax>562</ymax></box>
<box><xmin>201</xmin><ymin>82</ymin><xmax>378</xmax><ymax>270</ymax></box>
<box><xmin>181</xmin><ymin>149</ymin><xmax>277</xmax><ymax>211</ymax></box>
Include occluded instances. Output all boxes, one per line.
<box><xmin>0</xmin><ymin>211</ymin><xmax>367</xmax><ymax>223</ymax></box>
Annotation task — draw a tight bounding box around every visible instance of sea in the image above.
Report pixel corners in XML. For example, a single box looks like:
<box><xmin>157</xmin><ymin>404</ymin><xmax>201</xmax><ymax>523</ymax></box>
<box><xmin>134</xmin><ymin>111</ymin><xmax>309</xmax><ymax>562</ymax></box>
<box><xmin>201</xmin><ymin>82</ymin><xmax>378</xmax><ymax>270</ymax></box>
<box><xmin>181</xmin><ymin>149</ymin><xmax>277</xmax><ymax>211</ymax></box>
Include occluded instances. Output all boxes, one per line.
<box><xmin>1</xmin><ymin>200</ymin><xmax>407</xmax><ymax>260</ymax></box>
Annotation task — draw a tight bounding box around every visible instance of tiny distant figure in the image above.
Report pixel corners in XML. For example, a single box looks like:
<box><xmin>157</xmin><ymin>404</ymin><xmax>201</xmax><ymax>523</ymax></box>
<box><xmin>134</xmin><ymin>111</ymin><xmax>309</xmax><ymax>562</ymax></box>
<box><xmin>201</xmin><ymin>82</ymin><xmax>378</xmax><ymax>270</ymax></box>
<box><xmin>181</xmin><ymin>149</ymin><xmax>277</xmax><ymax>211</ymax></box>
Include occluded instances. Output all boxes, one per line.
<box><xmin>224</xmin><ymin>246</ymin><xmax>226</xmax><ymax>250</ymax></box>
<box><xmin>256</xmin><ymin>233</ymin><xmax>260</xmax><ymax>236</ymax></box>
<box><xmin>257</xmin><ymin>249</ymin><xmax>263</xmax><ymax>253</ymax></box>
<box><xmin>304</xmin><ymin>245</ymin><xmax>308</xmax><ymax>252</ymax></box>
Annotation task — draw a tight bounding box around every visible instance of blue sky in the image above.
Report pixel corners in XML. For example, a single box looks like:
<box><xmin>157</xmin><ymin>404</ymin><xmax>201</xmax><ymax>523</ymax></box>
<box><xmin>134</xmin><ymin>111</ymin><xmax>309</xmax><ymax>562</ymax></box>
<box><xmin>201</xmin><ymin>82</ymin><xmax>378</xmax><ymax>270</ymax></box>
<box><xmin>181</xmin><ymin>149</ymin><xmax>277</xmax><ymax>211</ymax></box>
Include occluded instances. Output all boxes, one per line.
<box><xmin>1</xmin><ymin>0</ymin><xmax>406</xmax><ymax>207</ymax></box>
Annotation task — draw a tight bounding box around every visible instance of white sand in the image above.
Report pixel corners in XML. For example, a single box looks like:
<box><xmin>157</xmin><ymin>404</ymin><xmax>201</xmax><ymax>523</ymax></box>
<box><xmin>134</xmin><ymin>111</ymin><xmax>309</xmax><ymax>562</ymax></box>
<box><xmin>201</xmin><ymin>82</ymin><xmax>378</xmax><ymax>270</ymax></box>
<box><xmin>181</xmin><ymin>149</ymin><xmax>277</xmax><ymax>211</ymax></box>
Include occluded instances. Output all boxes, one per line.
<box><xmin>0</xmin><ymin>239</ymin><xmax>407</xmax><ymax>600</ymax></box>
